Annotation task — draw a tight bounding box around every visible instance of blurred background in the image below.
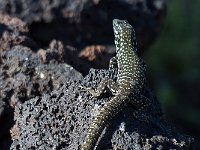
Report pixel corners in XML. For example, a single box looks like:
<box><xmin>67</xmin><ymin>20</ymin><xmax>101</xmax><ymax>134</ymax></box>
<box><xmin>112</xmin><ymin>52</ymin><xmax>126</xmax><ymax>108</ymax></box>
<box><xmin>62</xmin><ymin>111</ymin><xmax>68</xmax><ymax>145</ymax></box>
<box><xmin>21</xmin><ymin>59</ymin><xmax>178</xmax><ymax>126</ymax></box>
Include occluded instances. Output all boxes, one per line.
<box><xmin>146</xmin><ymin>0</ymin><xmax>200</xmax><ymax>137</ymax></box>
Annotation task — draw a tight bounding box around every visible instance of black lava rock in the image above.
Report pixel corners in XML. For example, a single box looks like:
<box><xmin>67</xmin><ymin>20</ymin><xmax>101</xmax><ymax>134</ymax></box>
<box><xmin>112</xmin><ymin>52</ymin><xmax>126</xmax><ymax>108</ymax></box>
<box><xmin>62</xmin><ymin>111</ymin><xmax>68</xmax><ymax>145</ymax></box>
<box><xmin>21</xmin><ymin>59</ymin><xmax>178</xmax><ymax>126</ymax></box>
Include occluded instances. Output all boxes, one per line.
<box><xmin>10</xmin><ymin>69</ymin><xmax>194</xmax><ymax>149</ymax></box>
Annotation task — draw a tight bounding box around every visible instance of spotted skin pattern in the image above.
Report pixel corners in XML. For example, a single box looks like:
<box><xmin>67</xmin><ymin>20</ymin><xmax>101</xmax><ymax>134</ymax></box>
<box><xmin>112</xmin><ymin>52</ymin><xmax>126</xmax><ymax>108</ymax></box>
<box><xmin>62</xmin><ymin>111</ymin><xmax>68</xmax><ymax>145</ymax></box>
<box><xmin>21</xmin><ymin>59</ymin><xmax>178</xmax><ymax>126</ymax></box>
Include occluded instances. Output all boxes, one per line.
<box><xmin>81</xmin><ymin>19</ymin><xmax>148</xmax><ymax>150</ymax></box>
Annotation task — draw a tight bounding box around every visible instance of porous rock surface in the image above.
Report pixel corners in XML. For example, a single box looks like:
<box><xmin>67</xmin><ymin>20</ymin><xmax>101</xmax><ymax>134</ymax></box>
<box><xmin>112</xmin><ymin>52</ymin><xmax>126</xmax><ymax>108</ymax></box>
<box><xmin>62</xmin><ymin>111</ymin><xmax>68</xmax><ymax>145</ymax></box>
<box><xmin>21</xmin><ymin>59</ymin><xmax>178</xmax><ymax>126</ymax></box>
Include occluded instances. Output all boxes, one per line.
<box><xmin>0</xmin><ymin>45</ymin><xmax>82</xmax><ymax>108</ymax></box>
<box><xmin>0</xmin><ymin>14</ymin><xmax>82</xmax><ymax>149</ymax></box>
<box><xmin>10</xmin><ymin>69</ymin><xmax>193</xmax><ymax>149</ymax></box>
<box><xmin>0</xmin><ymin>45</ymin><xmax>82</xmax><ymax>149</ymax></box>
<box><xmin>0</xmin><ymin>13</ymin><xmax>38</xmax><ymax>50</ymax></box>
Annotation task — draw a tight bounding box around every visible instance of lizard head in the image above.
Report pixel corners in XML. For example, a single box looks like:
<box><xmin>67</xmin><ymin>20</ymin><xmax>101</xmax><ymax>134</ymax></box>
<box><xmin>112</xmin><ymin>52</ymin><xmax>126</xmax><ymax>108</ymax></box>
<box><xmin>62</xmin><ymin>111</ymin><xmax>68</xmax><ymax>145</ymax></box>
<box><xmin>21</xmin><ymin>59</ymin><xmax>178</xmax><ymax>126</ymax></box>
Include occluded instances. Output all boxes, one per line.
<box><xmin>113</xmin><ymin>19</ymin><xmax>137</xmax><ymax>53</ymax></box>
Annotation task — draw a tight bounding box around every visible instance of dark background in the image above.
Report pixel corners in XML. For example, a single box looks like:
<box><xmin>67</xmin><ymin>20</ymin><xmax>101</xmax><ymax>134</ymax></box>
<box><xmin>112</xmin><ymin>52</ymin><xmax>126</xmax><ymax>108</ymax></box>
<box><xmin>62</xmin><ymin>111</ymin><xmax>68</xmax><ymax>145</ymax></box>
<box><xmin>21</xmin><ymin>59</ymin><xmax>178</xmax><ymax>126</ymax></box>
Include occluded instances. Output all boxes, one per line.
<box><xmin>146</xmin><ymin>0</ymin><xmax>200</xmax><ymax>137</ymax></box>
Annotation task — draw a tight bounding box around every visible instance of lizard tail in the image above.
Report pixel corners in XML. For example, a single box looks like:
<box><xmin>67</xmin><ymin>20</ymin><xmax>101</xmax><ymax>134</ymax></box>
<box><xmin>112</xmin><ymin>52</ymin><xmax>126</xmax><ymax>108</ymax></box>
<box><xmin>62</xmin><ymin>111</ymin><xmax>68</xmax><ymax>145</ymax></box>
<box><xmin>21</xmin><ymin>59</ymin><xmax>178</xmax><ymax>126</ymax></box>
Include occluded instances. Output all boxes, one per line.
<box><xmin>81</xmin><ymin>96</ymin><xmax>126</xmax><ymax>150</ymax></box>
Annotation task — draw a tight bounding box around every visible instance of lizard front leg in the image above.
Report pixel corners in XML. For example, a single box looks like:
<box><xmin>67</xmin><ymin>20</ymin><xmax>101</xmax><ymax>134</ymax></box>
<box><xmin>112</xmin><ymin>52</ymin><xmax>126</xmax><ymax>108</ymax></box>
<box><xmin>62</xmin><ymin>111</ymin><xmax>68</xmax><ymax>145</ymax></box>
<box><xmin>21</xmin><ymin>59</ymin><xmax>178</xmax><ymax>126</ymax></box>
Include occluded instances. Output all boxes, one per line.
<box><xmin>80</xmin><ymin>57</ymin><xmax>118</xmax><ymax>97</ymax></box>
<box><xmin>86</xmin><ymin>79</ymin><xmax>119</xmax><ymax>97</ymax></box>
<box><xmin>81</xmin><ymin>56</ymin><xmax>118</xmax><ymax>97</ymax></box>
<box><xmin>109</xmin><ymin>56</ymin><xmax>118</xmax><ymax>70</ymax></box>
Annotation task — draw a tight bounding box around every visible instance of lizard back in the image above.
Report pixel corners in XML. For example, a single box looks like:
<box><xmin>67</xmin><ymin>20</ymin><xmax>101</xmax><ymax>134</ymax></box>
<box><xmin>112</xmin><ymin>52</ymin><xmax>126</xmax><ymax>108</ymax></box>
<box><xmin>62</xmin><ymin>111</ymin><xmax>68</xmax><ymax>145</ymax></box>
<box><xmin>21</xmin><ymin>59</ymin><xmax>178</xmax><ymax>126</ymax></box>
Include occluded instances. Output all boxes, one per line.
<box><xmin>113</xmin><ymin>19</ymin><xmax>146</xmax><ymax>95</ymax></box>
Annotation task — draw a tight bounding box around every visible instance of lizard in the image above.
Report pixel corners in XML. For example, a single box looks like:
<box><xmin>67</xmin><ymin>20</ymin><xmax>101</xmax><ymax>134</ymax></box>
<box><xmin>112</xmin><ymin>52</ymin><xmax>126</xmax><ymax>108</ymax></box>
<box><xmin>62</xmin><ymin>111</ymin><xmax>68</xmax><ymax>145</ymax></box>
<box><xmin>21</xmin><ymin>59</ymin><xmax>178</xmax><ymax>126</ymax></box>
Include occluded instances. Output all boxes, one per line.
<box><xmin>81</xmin><ymin>19</ymin><xmax>149</xmax><ymax>150</ymax></box>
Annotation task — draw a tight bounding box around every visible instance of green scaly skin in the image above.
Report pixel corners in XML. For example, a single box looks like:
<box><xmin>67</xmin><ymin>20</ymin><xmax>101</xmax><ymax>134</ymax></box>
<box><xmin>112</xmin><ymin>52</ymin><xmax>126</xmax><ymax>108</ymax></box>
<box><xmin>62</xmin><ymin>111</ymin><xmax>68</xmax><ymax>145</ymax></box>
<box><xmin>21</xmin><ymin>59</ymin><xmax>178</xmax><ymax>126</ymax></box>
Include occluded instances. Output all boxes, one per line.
<box><xmin>81</xmin><ymin>19</ymin><xmax>147</xmax><ymax>150</ymax></box>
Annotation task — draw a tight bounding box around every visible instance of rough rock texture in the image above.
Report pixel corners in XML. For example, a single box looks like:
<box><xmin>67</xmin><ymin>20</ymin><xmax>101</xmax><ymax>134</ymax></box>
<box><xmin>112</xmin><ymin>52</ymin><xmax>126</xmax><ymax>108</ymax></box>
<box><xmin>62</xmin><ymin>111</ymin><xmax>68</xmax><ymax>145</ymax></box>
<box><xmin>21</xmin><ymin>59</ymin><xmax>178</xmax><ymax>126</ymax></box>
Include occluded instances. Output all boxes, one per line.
<box><xmin>0</xmin><ymin>45</ymin><xmax>82</xmax><ymax>107</ymax></box>
<box><xmin>0</xmin><ymin>13</ymin><xmax>82</xmax><ymax>114</ymax></box>
<box><xmin>0</xmin><ymin>0</ymin><xmax>85</xmax><ymax>23</ymax></box>
<box><xmin>78</xmin><ymin>45</ymin><xmax>115</xmax><ymax>74</ymax></box>
<box><xmin>0</xmin><ymin>14</ymin><xmax>83</xmax><ymax>150</ymax></box>
<box><xmin>10</xmin><ymin>69</ymin><xmax>194</xmax><ymax>149</ymax></box>
<box><xmin>0</xmin><ymin>13</ymin><xmax>34</xmax><ymax>50</ymax></box>
<box><xmin>0</xmin><ymin>45</ymin><xmax>82</xmax><ymax>149</ymax></box>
